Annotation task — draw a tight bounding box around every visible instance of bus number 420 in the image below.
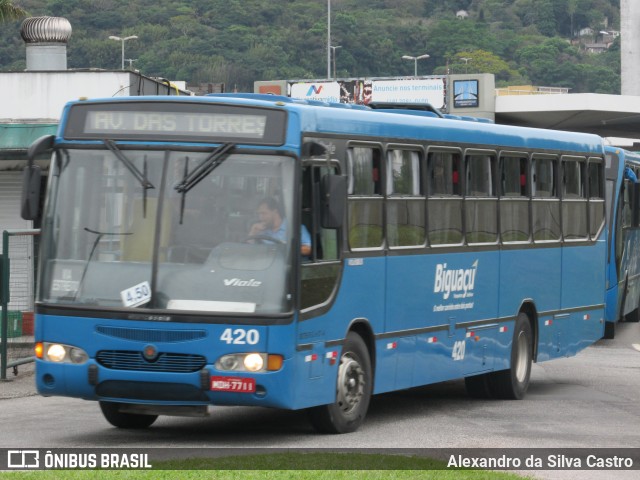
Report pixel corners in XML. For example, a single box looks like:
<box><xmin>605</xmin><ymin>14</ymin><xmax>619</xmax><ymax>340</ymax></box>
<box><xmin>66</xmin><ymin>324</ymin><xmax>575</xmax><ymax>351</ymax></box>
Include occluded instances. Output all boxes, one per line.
<box><xmin>452</xmin><ymin>340</ymin><xmax>466</xmax><ymax>361</ymax></box>
<box><xmin>220</xmin><ymin>328</ymin><xmax>259</xmax><ymax>345</ymax></box>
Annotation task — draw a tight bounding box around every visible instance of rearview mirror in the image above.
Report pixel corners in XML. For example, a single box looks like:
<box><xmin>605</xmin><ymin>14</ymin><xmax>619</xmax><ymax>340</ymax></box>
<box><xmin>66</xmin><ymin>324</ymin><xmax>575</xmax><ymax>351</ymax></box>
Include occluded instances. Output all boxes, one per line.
<box><xmin>27</xmin><ymin>134</ymin><xmax>54</xmax><ymax>161</ymax></box>
<box><xmin>320</xmin><ymin>174</ymin><xmax>346</xmax><ymax>229</ymax></box>
<box><xmin>21</xmin><ymin>165</ymin><xmax>42</xmax><ymax>220</ymax></box>
<box><xmin>21</xmin><ymin>134</ymin><xmax>54</xmax><ymax>221</ymax></box>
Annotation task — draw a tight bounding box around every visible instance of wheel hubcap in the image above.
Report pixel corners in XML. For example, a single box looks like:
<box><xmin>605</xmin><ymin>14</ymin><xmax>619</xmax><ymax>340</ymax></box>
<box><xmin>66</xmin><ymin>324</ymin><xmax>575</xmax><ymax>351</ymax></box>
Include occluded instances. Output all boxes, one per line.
<box><xmin>337</xmin><ymin>353</ymin><xmax>365</xmax><ymax>414</ymax></box>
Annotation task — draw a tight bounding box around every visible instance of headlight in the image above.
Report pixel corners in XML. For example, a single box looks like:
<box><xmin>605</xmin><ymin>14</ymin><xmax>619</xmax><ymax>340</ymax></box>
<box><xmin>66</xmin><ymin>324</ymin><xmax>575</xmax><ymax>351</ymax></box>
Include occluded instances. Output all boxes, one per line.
<box><xmin>216</xmin><ymin>353</ymin><xmax>283</xmax><ymax>372</ymax></box>
<box><xmin>40</xmin><ymin>343</ymin><xmax>89</xmax><ymax>364</ymax></box>
<box><xmin>47</xmin><ymin>344</ymin><xmax>66</xmax><ymax>362</ymax></box>
<box><xmin>243</xmin><ymin>353</ymin><xmax>264</xmax><ymax>372</ymax></box>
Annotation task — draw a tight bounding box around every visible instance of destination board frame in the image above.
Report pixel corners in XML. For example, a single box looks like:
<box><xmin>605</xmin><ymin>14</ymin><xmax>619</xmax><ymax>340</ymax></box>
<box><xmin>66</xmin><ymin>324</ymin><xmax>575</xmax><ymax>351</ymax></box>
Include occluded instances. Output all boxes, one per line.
<box><xmin>63</xmin><ymin>101</ymin><xmax>287</xmax><ymax>145</ymax></box>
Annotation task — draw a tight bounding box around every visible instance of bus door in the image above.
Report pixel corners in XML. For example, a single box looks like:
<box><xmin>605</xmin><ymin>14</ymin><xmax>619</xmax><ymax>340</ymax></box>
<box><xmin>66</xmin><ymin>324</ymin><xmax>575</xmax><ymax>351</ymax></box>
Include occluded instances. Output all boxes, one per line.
<box><xmin>296</xmin><ymin>152</ymin><xmax>346</xmax><ymax>407</ymax></box>
<box><xmin>619</xmin><ymin>163</ymin><xmax>640</xmax><ymax>320</ymax></box>
<box><xmin>604</xmin><ymin>150</ymin><xmax>623</xmax><ymax>323</ymax></box>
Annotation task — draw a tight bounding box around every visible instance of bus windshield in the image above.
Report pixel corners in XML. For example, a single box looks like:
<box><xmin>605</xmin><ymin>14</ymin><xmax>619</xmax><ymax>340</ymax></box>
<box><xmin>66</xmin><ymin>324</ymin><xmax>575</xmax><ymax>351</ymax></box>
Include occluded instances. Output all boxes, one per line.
<box><xmin>39</xmin><ymin>147</ymin><xmax>296</xmax><ymax>316</ymax></box>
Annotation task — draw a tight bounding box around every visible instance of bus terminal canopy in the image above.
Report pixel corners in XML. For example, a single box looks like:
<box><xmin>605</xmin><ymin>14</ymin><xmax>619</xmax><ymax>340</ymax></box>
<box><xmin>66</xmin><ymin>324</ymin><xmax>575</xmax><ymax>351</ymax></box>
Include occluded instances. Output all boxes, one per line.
<box><xmin>495</xmin><ymin>93</ymin><xmax>640</xmax><ymax>140</ymax></box>
<box><xmin>0</xmin><ymin>124</ymin><xmax>58</xmax><ymax>160</ymax></box>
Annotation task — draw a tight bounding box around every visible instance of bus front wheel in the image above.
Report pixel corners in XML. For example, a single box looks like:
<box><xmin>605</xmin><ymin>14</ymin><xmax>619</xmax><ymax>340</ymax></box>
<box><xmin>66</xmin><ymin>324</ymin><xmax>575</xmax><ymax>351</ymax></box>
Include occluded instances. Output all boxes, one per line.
<box><xmin>99</xmin><ymin>401</ymin><xmax>158</xmax><ymax>429</ymax></box>
<box><xmin>488</xmin><ymin>313</ymin><xmax>533</xmax><ymax>400</ymax></box>
<box><xmin>308</xmin><ymin>332</ymin><xmax>372</xmax><ymax>434</ymax></box>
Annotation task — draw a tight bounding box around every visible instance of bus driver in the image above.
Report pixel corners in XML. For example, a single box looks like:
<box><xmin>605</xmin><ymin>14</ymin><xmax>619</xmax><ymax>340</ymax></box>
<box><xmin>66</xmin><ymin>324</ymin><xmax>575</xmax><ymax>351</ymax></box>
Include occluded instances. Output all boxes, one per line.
<box><xmin>249</xmin><ymin>197</ymin><xmax>311</xmax><ymax>256</ymax></box>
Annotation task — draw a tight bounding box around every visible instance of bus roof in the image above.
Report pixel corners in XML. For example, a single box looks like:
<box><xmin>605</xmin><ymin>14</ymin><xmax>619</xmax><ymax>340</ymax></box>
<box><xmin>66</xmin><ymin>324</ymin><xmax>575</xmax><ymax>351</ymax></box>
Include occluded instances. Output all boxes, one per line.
<box><xmin>60</xmin><ymin>94</ymin><xmax>605</xmax><ymax>155</ymax></box>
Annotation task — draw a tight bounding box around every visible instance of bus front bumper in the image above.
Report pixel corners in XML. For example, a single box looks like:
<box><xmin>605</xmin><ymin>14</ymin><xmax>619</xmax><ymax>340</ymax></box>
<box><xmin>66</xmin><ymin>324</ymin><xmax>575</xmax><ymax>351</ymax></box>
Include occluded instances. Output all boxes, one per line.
<box><xmin>35</xmin><ymin>358</ymin><xmax>294</xmax><ymax>410</ymax></box>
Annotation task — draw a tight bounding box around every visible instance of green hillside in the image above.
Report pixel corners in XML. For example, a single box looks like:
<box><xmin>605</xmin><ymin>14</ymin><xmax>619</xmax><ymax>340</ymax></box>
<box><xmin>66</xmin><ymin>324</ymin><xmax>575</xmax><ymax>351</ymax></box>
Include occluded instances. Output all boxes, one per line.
<box><xmin>0</xmin><ymin>0</ymin><xmax>621</xmax><ymax>93</ymax></box>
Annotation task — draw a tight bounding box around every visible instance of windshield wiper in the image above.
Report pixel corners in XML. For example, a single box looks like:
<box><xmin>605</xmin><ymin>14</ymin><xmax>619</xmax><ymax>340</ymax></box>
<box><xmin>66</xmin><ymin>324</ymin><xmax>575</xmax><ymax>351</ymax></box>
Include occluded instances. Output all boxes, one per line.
<box><xmin>104</xmin><ymin>139</ymin><xmax>155</xmax><ymax>217</ymax></box>
<box><xmin>174</xmin><ymin>143</ymin><xmax>234</xmax><ymax>194</ymax></box>
<box><xmin>104</xmin><ymin>139</ymin><xmax>155</xmax><ymax>189</ymax></box>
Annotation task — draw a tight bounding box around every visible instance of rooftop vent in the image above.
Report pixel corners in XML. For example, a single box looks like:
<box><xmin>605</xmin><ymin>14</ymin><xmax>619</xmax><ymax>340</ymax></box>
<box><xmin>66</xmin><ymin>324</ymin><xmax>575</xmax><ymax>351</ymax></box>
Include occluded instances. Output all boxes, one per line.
<box><xmin>20</xmin><ymin>16</ymin><xmax>72</xmax><ymax>71</ymax></box>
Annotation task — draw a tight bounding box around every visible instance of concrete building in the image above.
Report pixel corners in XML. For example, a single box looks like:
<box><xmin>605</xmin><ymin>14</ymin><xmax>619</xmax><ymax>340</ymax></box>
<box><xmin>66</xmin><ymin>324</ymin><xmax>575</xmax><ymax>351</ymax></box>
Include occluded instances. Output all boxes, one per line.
<box><xmin>0</xmin><ymin>17</ymin><xmax>190</xmax><ymax>319</ymax></box>
<box><xmin>0</xmin><ymin>16</ymin><xmax>189</xmax><ymax>231</ymax></box>
<box><xmin>621</xmin><ymin>0</ymin><xmax>640</xmax><ymax>96</ymax></box>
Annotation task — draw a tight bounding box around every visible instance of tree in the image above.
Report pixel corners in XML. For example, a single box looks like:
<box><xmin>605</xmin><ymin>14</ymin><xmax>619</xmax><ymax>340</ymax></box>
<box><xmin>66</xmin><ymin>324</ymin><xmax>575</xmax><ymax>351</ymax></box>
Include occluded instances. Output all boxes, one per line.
<box><xmin>0</xmin><ymin>0</ymin><xmax>623</xmax><ymax>93</ymax></box>
<box><xmin>0</xmin><ymin>0</ymin><xmax>27</xmax><ymax>23</ymax></box>
<box><xmin>451</xmin><ymin>50</ymin><xmax>518</xmax><ymax>82</ymax></box>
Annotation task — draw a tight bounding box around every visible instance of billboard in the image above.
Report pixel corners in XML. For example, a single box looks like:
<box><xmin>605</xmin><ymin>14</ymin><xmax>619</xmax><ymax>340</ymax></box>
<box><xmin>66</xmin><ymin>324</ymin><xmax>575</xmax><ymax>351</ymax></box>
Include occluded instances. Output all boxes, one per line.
<box><xmin>453</xmin><ymin>79</ymin><xmax>479</xmax><ymax>108</ymax></box>
<box><xmin>370</xmin><ymin>79</ymin><xmax>446</xmax><ymax>108</ymax></box>
<box><xmin>286</xmin><ymin>77</ymin><xmax>447</xmax><ymax>109</ymax></box>
<box><xmin>289</xmin><ymin>82</ymin><xmax>341</xmax><ymax>103</ymax></box>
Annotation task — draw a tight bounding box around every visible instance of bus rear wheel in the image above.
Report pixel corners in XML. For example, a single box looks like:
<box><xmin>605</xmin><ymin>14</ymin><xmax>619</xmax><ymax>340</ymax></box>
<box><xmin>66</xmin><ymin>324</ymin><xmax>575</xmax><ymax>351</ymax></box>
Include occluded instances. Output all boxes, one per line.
<box><xmin>308</xmin><ymin>332</ymin><xmax>372</xmax><ymax>434</ymax></box>
<box><xmin>488</xmin><ymin>313</ymin><xmax>532</xmax><ymax>400</ymax></box>
<box><xmin>99</xmin><ymin>401</ymin><xmax>158</xmax><ymax>429</ymax></box>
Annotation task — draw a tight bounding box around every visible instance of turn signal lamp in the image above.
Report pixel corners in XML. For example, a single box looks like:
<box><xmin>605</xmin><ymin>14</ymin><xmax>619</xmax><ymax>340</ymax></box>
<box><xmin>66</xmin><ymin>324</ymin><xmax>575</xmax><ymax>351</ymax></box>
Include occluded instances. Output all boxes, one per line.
<box><xmin>267</xmin><ymin>355</ymin><xmax>283</xmax><ymax>371</ymax></box>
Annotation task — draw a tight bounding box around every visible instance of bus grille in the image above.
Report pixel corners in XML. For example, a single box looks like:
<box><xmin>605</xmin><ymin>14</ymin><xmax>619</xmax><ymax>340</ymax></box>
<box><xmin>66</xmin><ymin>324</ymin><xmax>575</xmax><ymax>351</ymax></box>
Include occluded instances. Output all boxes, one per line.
<box><xmin>96</xmin><ymin>326</ymin><xmax>207</xmax><ymax>343</ymax></box>
<box><xmin>96</xmin><ymin>350</ymin><xmax>207</xmax><ymax>373</ymax></box>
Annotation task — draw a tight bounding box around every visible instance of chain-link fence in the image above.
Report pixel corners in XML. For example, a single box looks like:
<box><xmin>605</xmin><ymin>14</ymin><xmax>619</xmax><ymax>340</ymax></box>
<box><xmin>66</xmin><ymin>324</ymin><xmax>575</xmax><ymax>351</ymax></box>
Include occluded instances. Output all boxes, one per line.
<box><xmin>1</xmin><ymin>229</ymin><xmax>39</xmax><ymax>379</ymax></box>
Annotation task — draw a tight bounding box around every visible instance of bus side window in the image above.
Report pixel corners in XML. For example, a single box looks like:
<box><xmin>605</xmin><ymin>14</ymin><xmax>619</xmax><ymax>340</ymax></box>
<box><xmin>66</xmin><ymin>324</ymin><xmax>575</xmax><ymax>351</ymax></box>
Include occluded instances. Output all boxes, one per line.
<box><xmin>622</xmin><ymin>178</ymin><xmax>633</xmax><ymax>228</ymax></box>
<box><xmin>428</xmin><ymin>149</ymin><xmax>463</xmax><ymax>245</ymax></box>
<box><xmin>347</xmin><ymin>146</ymin><xmax>383</xmax><ymax>249</ymax></box>
<box><xmin>562</xmin><ymin>157</ymin><xmax>588</xmax><ymax>240</ymax></box>
<box><xmin>500</xmin><ymin>154</ymin><xmax>530</xmax><ymax>243</ymax></box>
<box><xmin>301</xmin><ymin>166</ymin><xmax>340</xmax><ymax>262</ymax></box>
<box><xmin>465</xmin><ymin>151</ymin><xmax>498</xmax><ymax>244</ymax></box>
<box><xmin>588</xmin><ymin>158</ymin><xmax>605</xmax><ymax>239</ymax></box>
<box><xmin>300</xmin><ymin>164</ymin><xmax>342</xmax><ymax>313</ymax></box>
<box><xmin>532</xmin><ymin>155</ymin><xmax>561</xmax><ymax>242</ymax></box>
<box><xmin>386</xmin><ymin>149</ymin><xmax>425</xmax><ymax>248</ymax></box>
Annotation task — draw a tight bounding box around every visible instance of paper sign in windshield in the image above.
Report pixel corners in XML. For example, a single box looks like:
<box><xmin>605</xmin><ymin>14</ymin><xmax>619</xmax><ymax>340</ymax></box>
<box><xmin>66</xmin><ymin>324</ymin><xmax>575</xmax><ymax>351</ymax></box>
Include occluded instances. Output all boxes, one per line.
<box><xmin>120</xmin><ymin>281</ymin><xmax>151</xmax><ymax>308</ymax></box>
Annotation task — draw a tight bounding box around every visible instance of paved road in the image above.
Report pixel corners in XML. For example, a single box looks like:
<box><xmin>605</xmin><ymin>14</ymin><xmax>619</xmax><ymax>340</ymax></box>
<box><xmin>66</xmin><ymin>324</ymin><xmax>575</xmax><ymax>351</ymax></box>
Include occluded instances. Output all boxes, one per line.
<box><xmin>1</xmin><ymin>322</ymin><xmax>639</xmax><ymax>479</ymax></box>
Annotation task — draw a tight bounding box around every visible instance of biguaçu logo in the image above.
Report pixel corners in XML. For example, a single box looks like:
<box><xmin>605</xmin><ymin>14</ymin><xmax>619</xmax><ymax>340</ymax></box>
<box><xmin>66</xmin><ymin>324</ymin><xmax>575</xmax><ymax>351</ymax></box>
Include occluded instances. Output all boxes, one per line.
<box><xmin>434</xmin><ymin>260</ymin><xmax>478</xmax><ymax>300</ymax></box>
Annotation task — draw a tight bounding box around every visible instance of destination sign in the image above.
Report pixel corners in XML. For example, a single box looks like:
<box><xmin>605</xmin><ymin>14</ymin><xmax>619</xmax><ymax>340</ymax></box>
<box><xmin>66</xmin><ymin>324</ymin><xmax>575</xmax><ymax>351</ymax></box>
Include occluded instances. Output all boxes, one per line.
<box><xmin>63</xmin><ymin>102</ymin><xmax>286</xmax><ymax>145</ymax></box>
<box><xmin>86</xmin><ymin>111</ymin><xmax>267</xmax><ymax>138</ymax></box>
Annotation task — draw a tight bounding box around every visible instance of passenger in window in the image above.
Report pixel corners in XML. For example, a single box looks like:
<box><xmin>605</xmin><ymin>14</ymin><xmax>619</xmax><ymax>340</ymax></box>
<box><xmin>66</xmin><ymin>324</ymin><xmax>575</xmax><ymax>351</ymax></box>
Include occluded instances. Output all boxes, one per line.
<box><xmin>249</xmin><ymin>197</ymin><xmax>312</xmax><ymax>256</ymax></box>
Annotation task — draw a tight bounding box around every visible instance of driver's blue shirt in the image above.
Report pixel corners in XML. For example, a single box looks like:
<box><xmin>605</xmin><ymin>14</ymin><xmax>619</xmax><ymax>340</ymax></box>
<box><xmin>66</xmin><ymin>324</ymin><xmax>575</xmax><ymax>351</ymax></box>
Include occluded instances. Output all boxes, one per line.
<box><xmin>264</xmin><ymin>220</ymin><xmax>311</xmax><ymax>248</ymax></box>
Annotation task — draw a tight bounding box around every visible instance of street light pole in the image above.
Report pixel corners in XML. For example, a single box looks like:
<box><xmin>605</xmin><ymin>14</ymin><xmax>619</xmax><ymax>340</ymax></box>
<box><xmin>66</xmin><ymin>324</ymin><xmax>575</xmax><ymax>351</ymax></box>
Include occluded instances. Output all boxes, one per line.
<box><xmin>460</xmin><ymin>57</ymin><xmax>471</xmax><ymax>74</ymax></box>
<box><xmin>109</xmin><ymin>35</ymin><xmax>138</xmax><ymax>70</ymax></box>
<box><xmin>327</xmin><ymin>0</ymin><xmax>331</xmax><ymax>79</ymax></box>
<box><xmin>402</xmin><ymin>54</ymin><xmax>430</xmax><ymax>77</ymax></box>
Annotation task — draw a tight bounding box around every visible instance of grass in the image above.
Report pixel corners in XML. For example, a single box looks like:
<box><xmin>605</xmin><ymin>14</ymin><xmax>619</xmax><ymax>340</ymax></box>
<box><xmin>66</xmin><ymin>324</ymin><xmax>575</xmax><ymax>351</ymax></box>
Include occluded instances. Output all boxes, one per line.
<box><xmin>0</xmin><ymin>453</ymin><xmax>532</xmax><ymax>479</ymax></box>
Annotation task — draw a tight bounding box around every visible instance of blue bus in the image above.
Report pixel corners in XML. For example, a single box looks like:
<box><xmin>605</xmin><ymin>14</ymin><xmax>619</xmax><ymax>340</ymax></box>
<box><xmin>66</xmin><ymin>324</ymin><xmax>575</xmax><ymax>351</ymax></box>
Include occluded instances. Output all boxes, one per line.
<box><xmin>604</xmin><ymin>146</ymin><xmax>640</xmax><ymax>338</ymax></box>
<box><xmin>22</xmin><ymin>94</ymin><xmax>608</xmax><ymax>433</ymax></box>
